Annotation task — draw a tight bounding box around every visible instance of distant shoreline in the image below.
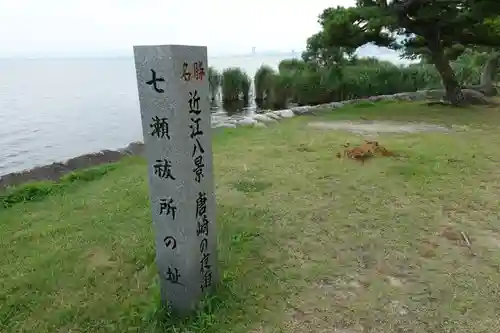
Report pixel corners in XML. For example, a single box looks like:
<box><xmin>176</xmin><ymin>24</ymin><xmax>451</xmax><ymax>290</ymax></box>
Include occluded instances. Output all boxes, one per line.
<box><xmin>0</xmin><ymin>49</ymin><xmax>413</xmax><ymax>65</ymax></box>
<box><xmin>0</xmin><ymin>51</ymin><xmax>303</xmax><ymax>60</ymax></box>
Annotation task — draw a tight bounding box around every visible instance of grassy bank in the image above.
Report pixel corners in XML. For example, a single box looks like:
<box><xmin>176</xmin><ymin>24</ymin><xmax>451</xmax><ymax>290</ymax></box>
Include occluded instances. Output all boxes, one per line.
<box><xmin>3</xmin><ymin>101</ymin><xmax>500</xmax><ymax>332</ymax></box>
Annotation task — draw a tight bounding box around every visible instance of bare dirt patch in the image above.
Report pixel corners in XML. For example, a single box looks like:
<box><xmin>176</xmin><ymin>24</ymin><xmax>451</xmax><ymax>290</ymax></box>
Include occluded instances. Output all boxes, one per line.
<box><xmin>307</xmin><ymin>120</ymin><xmax>451</xmax><ymax>134</ymax></box>
<box><xmin>386</xmin><ymin>276</ymin><xmax>404</xmax><ymax>288</ymax></box>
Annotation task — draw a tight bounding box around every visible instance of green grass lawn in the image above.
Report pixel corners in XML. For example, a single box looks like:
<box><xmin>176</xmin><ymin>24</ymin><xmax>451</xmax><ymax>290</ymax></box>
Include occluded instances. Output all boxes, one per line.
<box><xmin>2</xmin><ymin>101</ymin><xmax>500</xmax><ymax>332</ymax></box>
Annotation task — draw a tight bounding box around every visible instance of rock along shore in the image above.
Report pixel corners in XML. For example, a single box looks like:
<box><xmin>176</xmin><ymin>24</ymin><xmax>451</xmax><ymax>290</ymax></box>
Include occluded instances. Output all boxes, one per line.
<box><xmin>0</xmin><ymin>91</ymin><xmax>429</xmax><ymax>190</ymax></box>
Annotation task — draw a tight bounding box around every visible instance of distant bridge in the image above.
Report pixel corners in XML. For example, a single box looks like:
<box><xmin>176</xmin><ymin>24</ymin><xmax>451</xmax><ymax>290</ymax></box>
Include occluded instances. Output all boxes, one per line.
<box><xmin>210</xmin><ymin>51</ymin><xmax>303</xmax><ymax>59</ymax></box>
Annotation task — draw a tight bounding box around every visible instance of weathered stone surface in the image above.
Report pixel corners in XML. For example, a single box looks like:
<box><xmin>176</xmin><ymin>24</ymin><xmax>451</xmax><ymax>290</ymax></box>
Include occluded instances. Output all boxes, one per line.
<box><xmin>252</xmin><ymin>114</ymin><xmax>278</xmax><ymax>123</ymax></box>
<box><xmin>214</xmin><ymin>123</ymin><xmax>237</xmax><ymax>128</ymax></box>
<box><xmin>120</xmin><ymin>141</ymin><xmax>145</xmax><ymax>156</ymax></box>
<box><xmin>265</xmin><ymin>112</ymin><xmax>282</xmax><ymax>120</ymax></box>
<box><xmin>290</xmin><ymin>106</ymin><xmax>312</xmax><ymax>115</ymax></box>
<box><xmin>238</xmin><ymin>117</ymin><xmax>257</xmax><ymax>126</ymax></box>
<box><xmin>329</xmin><ymin>102</ymin><xmax>345</xmax><ymax>108</ymax></box>
<box><xmin>64</xmin><ymin>150</ymin><xmax>123</xmax><ymax>170</ymax></box>
<box><xmin>461</xmin><ymin>89</ymin><xmax>493</xmax><ymax>105</ymax></box>
<box><xmin>368</xmin><ymin>95</ymin><xmax>384</xmax><ymax>101</ymax></box>
<box><xmin>133</xmin><ymin>44</ymin><xmax>218</xmax><ymax>315</ymax></box>
<box><xmin>277</xmin><ymin>109</ymin><xmax>294</xmax><ymax>118</ymax></box>
<box><xmin>421</xmin><ymin>88</ymin><xmax>498</xmax><ymax>105</ymax></box>
<box><xmin>340</xmin><ymin>99</ymin><xmax>355</xmax><ymax>105</ymax></box>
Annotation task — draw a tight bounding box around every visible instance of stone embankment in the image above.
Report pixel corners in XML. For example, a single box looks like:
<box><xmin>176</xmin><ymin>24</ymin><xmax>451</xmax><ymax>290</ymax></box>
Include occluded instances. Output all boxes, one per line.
<box><xmin>212</xmin><ymin>90</ymin><xmax>429</xmax><ymax>129</ymax></box>
<box><xmin>0</xmin><ymin>91</ymin><xmax>429</xmax><ymax>190</ymax></box>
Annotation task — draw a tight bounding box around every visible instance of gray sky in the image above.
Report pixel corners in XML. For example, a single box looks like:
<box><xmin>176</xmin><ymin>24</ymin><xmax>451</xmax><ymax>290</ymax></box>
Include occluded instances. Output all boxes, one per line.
<box><xmin>0</xmin><ymin>0</ymin><xmax>355</xmax><ymax>57</ymax></box>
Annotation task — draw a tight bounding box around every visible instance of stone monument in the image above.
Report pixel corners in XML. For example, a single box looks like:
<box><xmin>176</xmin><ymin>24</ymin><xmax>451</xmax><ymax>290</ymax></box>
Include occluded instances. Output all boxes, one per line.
<box><xmin>133</xmin><ymin>44</ymin><xmax>218</xmax><ymax>314</ymax></box>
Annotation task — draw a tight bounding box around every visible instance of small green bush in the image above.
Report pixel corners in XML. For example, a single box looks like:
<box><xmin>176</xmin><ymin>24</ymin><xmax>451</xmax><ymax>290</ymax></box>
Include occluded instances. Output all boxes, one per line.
<box><xmin>222</xmin><ymin>99</ymin><xmax>246</xmax><ymax>116</ymax></box>
<box><xmin>254</xmin><ymin>65</ymin><xmax>276</xmax><ymax>108</ymax></box>
<box><xmin>278</xmin><ymin>58</ymin><xmax>306</xmax><ymax>75</ymax></box>
<box><xmin>269</xmin><ymin>72</ymin><xmax>295</xmax><ymax>110</ymax></box>
<box><xmin>222</xmin><ymin>68</ymin><xmax>251</xmax><ymax>104</ymax></box>
<box><xmin>293</xmin><ymin>68</ymin><xmax>334</xmax><ymax>106</ymax></box>
<box><xmin>241</xmin><ymin>74</ymin><xmax>251</xmax><ymax>105</ymax></box>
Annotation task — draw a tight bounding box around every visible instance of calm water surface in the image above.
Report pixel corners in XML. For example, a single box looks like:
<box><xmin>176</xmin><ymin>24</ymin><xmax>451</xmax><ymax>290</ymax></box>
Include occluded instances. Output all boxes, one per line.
<box><xmin>0</xmin><ymin>54</ymin><xmax>295</xmax><ymax>176</ymax></box>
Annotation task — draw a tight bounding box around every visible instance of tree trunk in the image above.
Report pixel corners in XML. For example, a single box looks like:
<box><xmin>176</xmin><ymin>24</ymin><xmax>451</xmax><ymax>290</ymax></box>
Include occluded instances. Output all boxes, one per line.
<box><xmin>460</xmin><ymin>52</ymin><xmax>500</xmax><ymax>96</ymax></box>
<box><xmin>479</xmin><ymin>53</ymin><xmax>499</xmax><ymax>96</ymax></box>
<box><xmin>428</xmin><ymin>41</ymin><xmax>466</xmax><ymax>106</ymax></box>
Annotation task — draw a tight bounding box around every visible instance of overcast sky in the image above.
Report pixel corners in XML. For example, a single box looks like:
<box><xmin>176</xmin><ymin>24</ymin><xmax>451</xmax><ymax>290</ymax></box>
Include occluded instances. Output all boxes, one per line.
<box><xmin>0</xmin><ymin>0</ymin><xmax>357</xmax><ymax>57</ymax></box>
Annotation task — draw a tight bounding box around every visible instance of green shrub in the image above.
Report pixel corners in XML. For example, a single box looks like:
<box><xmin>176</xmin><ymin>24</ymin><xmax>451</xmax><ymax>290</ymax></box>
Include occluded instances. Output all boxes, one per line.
<box><xmin>292</xmin><ymin>68</ymin><xmax>337</xmax><ymax>105</ymax></box>
<box><xmin>213</xmin><ymin>52</ymin><xmax>488</xmax><ymax>111</ymax></box>
<box><xmin>222</xmin><ymin>100</ymin><xmax>246</xmax><ymax>116</ymax></box>
<box><xmin>241</xmin><ymin>73</ymin><xmax>251</xmax><ymax>105</ymax></box>
<box><xmin>254</xmin><ymin>65</ymin><xmax>276</xmax><ymax>108</ymax></box>
<box><xmin>222</xmin><ymin>67</ymin><xmax>251</xmax><ymax>104</ymax></box>
<box><xmin>278</xmin><ymin>58</ymin><xmax>306</xmax><ymax>75</ymax></box>
<box><xmin>268</xmin><ymin>72</ymin><xmax>296</xmax><ymax>110</ymax></box>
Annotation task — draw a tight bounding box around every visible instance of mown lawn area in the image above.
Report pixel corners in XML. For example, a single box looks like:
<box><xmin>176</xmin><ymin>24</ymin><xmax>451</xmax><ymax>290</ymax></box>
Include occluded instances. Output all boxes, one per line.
<box><xmin>2</xmin><ymin>101</ymin><xmax>500</xmax><ymax>332</ymax></box>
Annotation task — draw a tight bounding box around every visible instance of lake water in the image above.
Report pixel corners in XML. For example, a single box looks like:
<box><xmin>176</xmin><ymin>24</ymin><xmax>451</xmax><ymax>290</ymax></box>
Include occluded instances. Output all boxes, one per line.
<box><xmin>0</xmin><ymin>54</ymin><xmax>297</xmax><ymax>176</ymax></box>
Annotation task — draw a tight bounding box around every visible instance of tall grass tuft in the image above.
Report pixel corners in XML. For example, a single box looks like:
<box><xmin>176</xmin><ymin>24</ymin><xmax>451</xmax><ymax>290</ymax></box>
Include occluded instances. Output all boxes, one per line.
<box><xmin>254</xmin><ymin>65</ymin><xmax>276</xmax><ymax>109</ymax></box>
<box><xmin>208</xmin><ymin>67</ymin><xmax>222</xmax><ymax>107</ymax></box>
<box><xmin>222</xmin><ymin>68</ymin><xmax>251</xmax><ymax>104</ymax></box>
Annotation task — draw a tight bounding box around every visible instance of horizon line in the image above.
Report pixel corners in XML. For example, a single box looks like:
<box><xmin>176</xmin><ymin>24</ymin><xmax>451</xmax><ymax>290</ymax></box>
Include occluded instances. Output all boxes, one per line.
<box><xmin>0</xmin><ymin>50</ymin><xmax>305</xmax><ymax>60</ymax></box>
